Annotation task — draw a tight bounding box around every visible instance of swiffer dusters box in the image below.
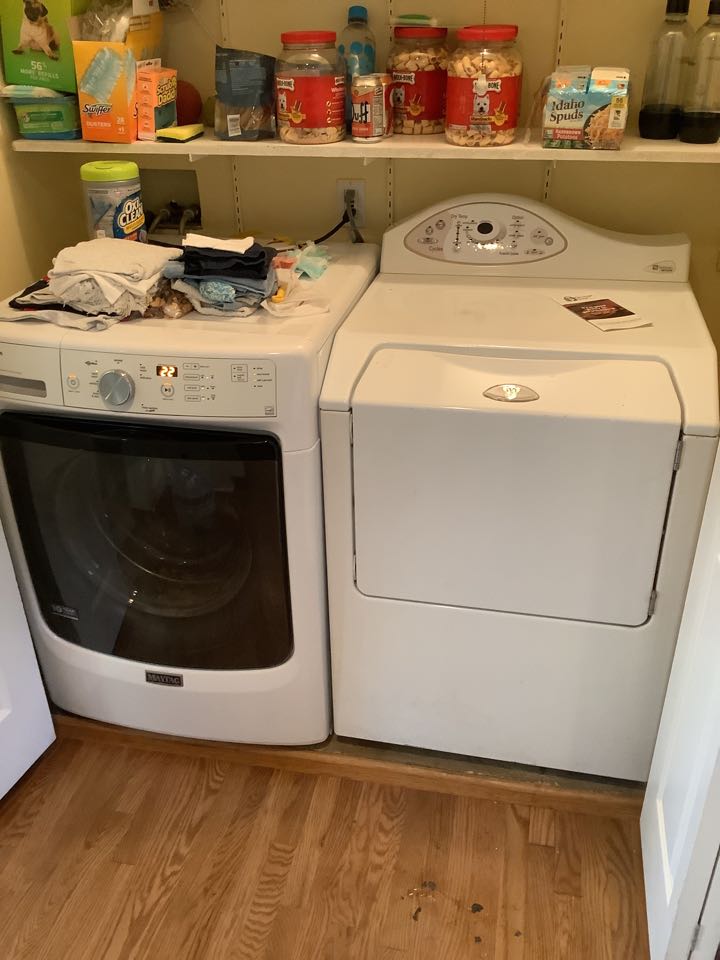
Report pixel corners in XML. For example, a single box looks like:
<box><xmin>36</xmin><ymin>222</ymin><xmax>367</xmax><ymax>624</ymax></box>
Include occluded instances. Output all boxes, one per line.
<box><xmin>137</xmin><ymin>64</ymin><xmax>176</xmax><ymax>140</ymax></box>
<box><xmin>0</xmin><ymin>0</ymin><xmax>89</xmax><ymax>91</ymax></box>
<box><xmin>72</xmin><ymin>12</ymin><xmax>162</xmax><ymax>142</ymax></box>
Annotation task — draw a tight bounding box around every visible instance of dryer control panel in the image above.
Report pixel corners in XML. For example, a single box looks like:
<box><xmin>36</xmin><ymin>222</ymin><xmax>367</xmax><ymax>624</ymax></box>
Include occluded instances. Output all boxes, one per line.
<box><xmin>60</xmin><ymin>351</ymin><xmax>277</xmax><ymax>418</ymax></box>
<box><xmin>404</xmin><ymin>201</ymin><xmax>568</xmax><ymax>264</ymax></box>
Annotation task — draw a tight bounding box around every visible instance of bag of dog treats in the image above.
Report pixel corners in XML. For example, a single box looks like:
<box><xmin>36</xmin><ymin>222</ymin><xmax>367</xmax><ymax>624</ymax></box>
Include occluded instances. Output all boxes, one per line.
<box><xmin>214</xmin><ymin>46</ymin><xmax>275</xmax><ymax>141</ymax></box>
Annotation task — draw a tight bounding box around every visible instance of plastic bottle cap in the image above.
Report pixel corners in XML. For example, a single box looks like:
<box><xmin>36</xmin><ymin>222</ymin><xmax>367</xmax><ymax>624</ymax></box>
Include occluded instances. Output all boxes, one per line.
<box><xmin>666</xmin><ymin>0</ymin><xmax>689</xmax><ymax>12</ymax></box>
<box><xmin>457</xmin><ymin>24</ymin><xmax>519</xmax><ymax>42</ymax></box>
<box><xmin>393</xmin><ymin>26</ymin><xmax>448</xmax><ymax>39</ymax></box>
<box><xmin>348</xmin><ymin>5</ymin><xmax>368</xmax><ymax>21</ymax></box>
<box><xmin>80</xmin><ymin>161</ymin><xmax>140</xmax><ymax>182</ymax></box>
<box><xmin>281</xmin><ymin>30</ymin><xmax>336</xmax><ymax>45</ymax></box>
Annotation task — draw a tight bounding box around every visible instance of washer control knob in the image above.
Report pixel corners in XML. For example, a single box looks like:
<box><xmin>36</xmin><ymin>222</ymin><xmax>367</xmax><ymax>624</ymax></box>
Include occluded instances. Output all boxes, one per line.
<box><xmin>99</xmin><ymin>369</ymin><xmax>134</xmax><ymax>407</ymax></box>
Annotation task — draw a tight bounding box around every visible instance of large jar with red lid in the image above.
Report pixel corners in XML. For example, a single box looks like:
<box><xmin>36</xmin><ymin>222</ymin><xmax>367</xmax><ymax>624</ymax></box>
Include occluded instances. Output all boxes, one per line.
<box><xmin>446</xmin><ymin>24</ymin><xmax>523</xmax><ymax>146</ymax></box>
<box><xmin>275</xmin><ymin>31</ymin><xmax>346</xmax><ymax>144</ymax></box>
<box><xmin>388</xmin><ymin>26</ymin><xmax>448</xmax><ymax>134</ymax></box>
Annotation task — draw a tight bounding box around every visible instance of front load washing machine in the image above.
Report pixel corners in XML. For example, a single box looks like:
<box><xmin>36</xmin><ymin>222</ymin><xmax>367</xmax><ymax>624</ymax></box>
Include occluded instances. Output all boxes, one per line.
<box><xmin>0</xmin><ymin>243</ymin><xmax>378</xmax><ymax>744</ymax></box>
<box><xmin>320</xmin><ymin>197</ymin><xmax>719</xmax><ymax>779</ymax></box>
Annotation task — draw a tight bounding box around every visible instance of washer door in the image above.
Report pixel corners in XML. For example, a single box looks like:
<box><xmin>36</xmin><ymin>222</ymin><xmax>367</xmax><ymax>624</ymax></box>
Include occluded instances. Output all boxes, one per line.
<box><xmin>0</xmin><ymin>413</ymin><xmax>293</xmax><ymax>670</ymax></box>
<box><xmin>351</xmin><ymin>350</ymin><xmax>681</xmax><ymax>626</ymax></box>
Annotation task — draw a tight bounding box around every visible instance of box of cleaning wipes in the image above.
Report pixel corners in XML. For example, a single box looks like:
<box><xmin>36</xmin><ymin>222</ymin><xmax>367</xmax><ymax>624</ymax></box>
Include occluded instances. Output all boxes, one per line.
<box><xmin>543</xmin><ymin>66</ymin><xmax>630</xmax><ymax>150</ymax></box>
<box><xmin>0</xmin><ymin>0</ymin><xmax>89</xmax><ymax>91</ymax></box>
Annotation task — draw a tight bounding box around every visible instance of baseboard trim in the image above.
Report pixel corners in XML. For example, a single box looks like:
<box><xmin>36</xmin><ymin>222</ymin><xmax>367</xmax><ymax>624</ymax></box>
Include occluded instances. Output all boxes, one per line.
<box><xmin>53</xmin><ymin>713</ymin><xmax>644</xmax><ymax>819</ymax></box>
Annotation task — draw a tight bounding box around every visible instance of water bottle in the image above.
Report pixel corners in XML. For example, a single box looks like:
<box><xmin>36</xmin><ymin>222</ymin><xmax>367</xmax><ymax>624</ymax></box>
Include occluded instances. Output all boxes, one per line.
<box><xmin>338</xmin><ymin>5</ymin><xmax>376</xmax><ymax>128</ymax></box>
<box><xmin>680</xmin><ymin>0</ymin><xmax>720</xmax><ymax>143</ymax></box>
<box><xmin>639</xmin><ymin>0</ymin><xmax>693</xmax><ymax>139</ymax></box>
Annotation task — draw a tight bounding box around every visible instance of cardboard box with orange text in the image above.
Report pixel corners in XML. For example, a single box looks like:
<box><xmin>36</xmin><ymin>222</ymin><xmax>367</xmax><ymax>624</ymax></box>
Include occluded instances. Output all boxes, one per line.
<box><xmin>72</xmin><ymin>12</ymin><xmax>162</xmax><ymax>143</ymax></box>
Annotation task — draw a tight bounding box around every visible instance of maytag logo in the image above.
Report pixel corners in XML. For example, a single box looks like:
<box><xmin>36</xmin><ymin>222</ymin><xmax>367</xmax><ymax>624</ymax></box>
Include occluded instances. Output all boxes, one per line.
<box><xmin>51</xmin><ymin>602</ymin><xmax>79</xmax><ymax>621</ymax></box>
<box><xmin>145</xmin><ymin>670</ymin><xmax>184</xmax><ymax>687</ymax></box>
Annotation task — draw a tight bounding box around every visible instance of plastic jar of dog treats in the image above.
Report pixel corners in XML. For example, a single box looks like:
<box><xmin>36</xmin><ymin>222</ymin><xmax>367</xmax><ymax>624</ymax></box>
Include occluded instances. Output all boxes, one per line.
<box><xmin>446</xmin><ymin>24</ymin><xmax>523</xmax><ymax>147</ymax></box>
<box><xmin>275</xmin><ymin>31</ymin><xmax>346</xmax><ymax>144</ymax></box>
<box><xmin>388</xmin><ymin>26</ymin><xmax>448</xmax><ymax>134</ymax></box>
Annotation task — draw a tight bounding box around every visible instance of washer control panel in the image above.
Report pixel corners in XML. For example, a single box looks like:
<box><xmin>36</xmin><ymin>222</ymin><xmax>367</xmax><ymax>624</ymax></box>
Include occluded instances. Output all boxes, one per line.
<box><xmin>60</xmin><ymin>351</ymin><xmax>277</xmax><ymax>417</ymax></box>
<box><xmin>404</xmin><ymin>201</ymin><xmax>568</xmax><ymax>264</ymax></box>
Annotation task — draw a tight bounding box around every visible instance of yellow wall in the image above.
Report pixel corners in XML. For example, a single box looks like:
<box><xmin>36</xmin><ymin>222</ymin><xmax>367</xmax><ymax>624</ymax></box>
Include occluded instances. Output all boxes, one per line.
<box><xmin>1</xmin><ymin>0</ymin><xmax>719</xmax><ymax>343</ymax></box>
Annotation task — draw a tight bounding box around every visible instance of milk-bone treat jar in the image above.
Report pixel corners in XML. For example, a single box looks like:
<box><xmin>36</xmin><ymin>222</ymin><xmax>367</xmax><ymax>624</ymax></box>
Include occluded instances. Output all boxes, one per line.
<box><xmin>388</xmin><ymin>26</ymin><xmax>448</xmax><ymax>134</ymax></box>
<box><xmin>275</xmin><ymin>31</ymin><xmax>346</xmax><ymax>144</ymax></box>
<box><xmin>446</xmin><ymin>24</ymin><xmax>523</xmax><ymax>146</ymax></box>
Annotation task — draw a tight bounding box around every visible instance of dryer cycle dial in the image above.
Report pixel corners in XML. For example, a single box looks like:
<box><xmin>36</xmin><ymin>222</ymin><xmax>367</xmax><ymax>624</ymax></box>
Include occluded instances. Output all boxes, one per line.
<box><xmin>99</xmin><ymin>369</ymin><xmax>135</xmax><ymax>407</ymax></box>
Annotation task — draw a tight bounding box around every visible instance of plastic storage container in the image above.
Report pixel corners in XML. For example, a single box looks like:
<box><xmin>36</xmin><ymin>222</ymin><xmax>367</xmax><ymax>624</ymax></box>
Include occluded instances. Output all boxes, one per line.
<box><xmin>11</xmin><ymin>95</ymin><xmax>81</xmax><ymax>140</ymax></box>
<box><xmin>80</xmin><ymin>161</ymin><xmax>146</xmax><ymax>241</ymax></box>
<box><xmin>388</xmin><ymin>26</ymin><xmax>448</xmax><ymax>134</ymax></box>
<box><xmin>339</xmin><ymin>5</ymin><xmax>376</xmax><ymax>127</ymax></box>
<box><xmin>639</xmin><ymin>0</ymin><xmax>693</xmax><ymax>139</ymax></box>
<box><xmin>275</xmin><ymin>31</ymin><xmax>346</xmax><ymax>144</ymax></box>
<box><xmin>680</xmin><ymin>0</ymin><xmax>720</xmax><ymax>143</ymax></box>
<box><xmin>446</xmin><ymin>24</ymin><xmax>522</xmax><ymax>147</ymax></box>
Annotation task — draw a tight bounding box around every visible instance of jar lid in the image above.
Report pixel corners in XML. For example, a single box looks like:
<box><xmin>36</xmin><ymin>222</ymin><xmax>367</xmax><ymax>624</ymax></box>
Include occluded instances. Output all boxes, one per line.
<box><xmin>281</xmin><ymin>30</ymin><xmax>336</xmax><ymax>45</ymax></box>
<box><xmin>457</xmin><ymin>24</ymin><xmax>519</xmax><ymax>42</ymax></box>
<box><xmin>80</xmin><ymin>161</ymin><xmax>139</xmax><ymax>182</ymax></box>
<box><xmin>393</xmin><ymin>26</ymin><xmax>448</xmax><ymax>39</ymax></box>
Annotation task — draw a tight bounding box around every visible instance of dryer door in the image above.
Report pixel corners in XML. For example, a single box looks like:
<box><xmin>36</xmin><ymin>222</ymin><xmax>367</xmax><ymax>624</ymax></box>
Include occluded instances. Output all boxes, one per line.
<box><xmin>351</xmin><ymin>350</ymin><xmax>681</xmax><ymax>626</ymax></box>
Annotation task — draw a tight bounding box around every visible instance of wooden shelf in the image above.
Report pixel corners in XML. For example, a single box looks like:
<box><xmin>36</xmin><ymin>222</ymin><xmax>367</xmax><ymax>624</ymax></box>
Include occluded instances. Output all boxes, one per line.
<box><xmin>11</xmin><ymin>130</ymin><xmax>720</xmax><ymax>163</ymax></box>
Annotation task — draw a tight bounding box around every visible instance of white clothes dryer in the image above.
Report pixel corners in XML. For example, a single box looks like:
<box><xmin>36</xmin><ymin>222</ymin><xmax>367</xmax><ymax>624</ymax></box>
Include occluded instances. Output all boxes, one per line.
<box><xmin>0</xmin><ymin>243</ymin><xmax>378</xmax><ymax>744</ymax></box>
<box><xmin>320</xmin><ymin>197</ymin><xmax>719</xmax><ymax>779</ymax></box>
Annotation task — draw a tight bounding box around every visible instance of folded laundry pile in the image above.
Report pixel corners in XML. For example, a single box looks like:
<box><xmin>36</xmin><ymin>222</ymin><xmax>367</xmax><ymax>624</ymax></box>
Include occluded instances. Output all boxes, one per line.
<box><xmin>2</xmin><ymin>238</ymin><xmax>183</xmax><ymax>330</ymax></box>
<box><xmin>169</xmin><ymin>233</ymin><xmax>277</xmax><ymax>318</ymax></box>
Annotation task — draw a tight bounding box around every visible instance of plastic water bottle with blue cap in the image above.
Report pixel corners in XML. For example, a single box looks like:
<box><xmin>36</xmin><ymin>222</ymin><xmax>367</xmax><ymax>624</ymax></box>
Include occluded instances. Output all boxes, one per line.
<box><xmin>338</xmin><ymin>5</ymin><xmax>376</xmax><ymax>128</ymax></box>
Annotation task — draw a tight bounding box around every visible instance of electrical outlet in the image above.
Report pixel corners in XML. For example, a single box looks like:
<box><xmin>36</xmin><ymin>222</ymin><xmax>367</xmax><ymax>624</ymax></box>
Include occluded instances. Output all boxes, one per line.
<box><xmin>336</xmin><ymin>179</ymin><xmax>366</xmax><ymax>228</ymax></box>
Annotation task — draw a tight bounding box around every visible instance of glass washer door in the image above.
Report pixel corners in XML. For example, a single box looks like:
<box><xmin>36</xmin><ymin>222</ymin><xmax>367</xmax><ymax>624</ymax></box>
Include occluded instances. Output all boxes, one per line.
<box><xmin>0</xmin><ymin>412</ymin><xmax>293</xmax><ymax>670</ymax></box>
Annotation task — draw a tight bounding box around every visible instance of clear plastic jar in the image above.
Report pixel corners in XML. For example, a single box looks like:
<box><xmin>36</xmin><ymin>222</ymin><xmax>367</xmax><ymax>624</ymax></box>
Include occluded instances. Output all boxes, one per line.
<box><xmin>275</xmin><ymin>31</ymin><xmax>346</xmax><ymax>144</ymax></box>
<box><xmin>388</xmin><ymin>26</ymin><xmax>448</xmax><ymax>134</ymax></box>
<box><xmin>446</xmin><ymin>24</ymin><xmax>523</xmax><ymax>147</ymax></box>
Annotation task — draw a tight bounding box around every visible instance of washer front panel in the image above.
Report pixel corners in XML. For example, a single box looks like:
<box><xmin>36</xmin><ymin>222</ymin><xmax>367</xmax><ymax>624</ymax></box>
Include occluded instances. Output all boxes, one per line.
<box><xmin>60</xmin><ymin>351</ymin><xmax>277</xmax><ymax>418</ymax></box>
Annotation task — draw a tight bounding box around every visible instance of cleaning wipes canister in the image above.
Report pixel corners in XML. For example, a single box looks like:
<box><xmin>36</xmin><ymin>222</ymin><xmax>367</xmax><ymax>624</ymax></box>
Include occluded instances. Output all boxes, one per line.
<box><xmin>80</xmin><ymin>161</ymin><xmax>146</xmax><ymax>241</ymax></box>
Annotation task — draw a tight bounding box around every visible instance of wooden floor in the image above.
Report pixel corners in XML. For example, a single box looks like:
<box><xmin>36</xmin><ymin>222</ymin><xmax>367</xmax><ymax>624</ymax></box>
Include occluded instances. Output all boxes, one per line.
<box><xmin>0</xmin><ymin>724</ymin><xmax>650</xmax><ymax>959</ymax></box>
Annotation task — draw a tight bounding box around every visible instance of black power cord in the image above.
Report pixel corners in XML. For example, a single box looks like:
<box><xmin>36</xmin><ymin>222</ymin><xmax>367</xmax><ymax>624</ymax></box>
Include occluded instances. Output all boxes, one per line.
<box><xmin>313</xmin><ymin>189</ymin><xmax>364</xmax><ymax>244</ymax></box>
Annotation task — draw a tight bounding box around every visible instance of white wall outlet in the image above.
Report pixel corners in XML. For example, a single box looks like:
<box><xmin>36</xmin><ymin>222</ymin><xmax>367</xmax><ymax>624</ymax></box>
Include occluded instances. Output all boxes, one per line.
<box><xmin>336</xmin><ymin>179</ymin><xmax>366</xmax><ymax>228</ymax></box>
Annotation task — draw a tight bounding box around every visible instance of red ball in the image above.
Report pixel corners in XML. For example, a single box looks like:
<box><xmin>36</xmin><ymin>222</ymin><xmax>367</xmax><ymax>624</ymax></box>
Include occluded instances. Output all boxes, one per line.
<box><xmin>176</xmin><ymin>80</ymin><xmax>203</xmax><ymax>125</ymax></box>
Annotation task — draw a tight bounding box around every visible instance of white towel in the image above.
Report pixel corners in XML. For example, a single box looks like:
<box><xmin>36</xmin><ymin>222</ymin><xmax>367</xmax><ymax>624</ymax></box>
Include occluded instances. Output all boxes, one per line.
<box><xmin>50</xmin><ymin>238</ymin><xmax>181</xmax><ymax>281</ymax></box>
<box><xmin>182</xmin><ymin>233</ymin><xmax>255</xmax><ymax>254</ymax></box>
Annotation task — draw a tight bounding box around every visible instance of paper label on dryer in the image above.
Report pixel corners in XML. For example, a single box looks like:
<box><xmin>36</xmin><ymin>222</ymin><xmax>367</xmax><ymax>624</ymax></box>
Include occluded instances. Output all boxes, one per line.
<box><xmin>553</xmin><ymin>293</ymin><xmax>651</xmax><ymax>331</ymax></box>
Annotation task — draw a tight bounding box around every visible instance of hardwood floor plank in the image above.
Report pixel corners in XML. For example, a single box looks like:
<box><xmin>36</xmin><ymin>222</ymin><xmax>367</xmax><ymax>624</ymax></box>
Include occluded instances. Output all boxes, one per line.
<box><xmin>0</xmin><ymin>731</ymin><xmax>651</xmax><ymax>960</ymax></box>
<box><xmin>494</xmin><ymin>804</ymin><xmax>530</xmax><ymax>960</ymax></box>
<box><xmin>529</xmin><ymin>808</ymin><xmax>556</xmax><ymax>848</ymax></box>
<box><xmin>375</xmin><ymin>788</ymin><xmax>440</xmax><ymax>957</ymax></box>
<box><xmin>554</xmin><ymin>814</ymin><xmax>583</xmax><ymax>898</ymax></box>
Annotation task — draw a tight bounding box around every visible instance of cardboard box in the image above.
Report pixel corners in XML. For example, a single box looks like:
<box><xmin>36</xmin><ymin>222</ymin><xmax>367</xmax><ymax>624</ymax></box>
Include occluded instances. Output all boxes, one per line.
<box><xmin>0</xmin><ymin>0</ymin><xmax>89</xmax><ymax>91</ymax></box>
<box><xmin>137</xmin><ymin>64</ymin><xmax>176</xmax><ymax>140</ymax></box>
<box><xmin>543</xmin><ymin>66</ymin><xmax>630</xmax><ymax>150</ymax></box>
<box><xmin>72</xmin><ymin>11</ymin><xmax>162</xmax><ymax>143</ymax></box>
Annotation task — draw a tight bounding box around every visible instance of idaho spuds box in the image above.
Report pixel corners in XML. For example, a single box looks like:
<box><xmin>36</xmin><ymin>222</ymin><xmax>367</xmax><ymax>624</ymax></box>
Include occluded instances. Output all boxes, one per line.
<box><xmin>0</xmin><ymin>0</ymin><xmax>88</xmax><ymax>91</ymax></box>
